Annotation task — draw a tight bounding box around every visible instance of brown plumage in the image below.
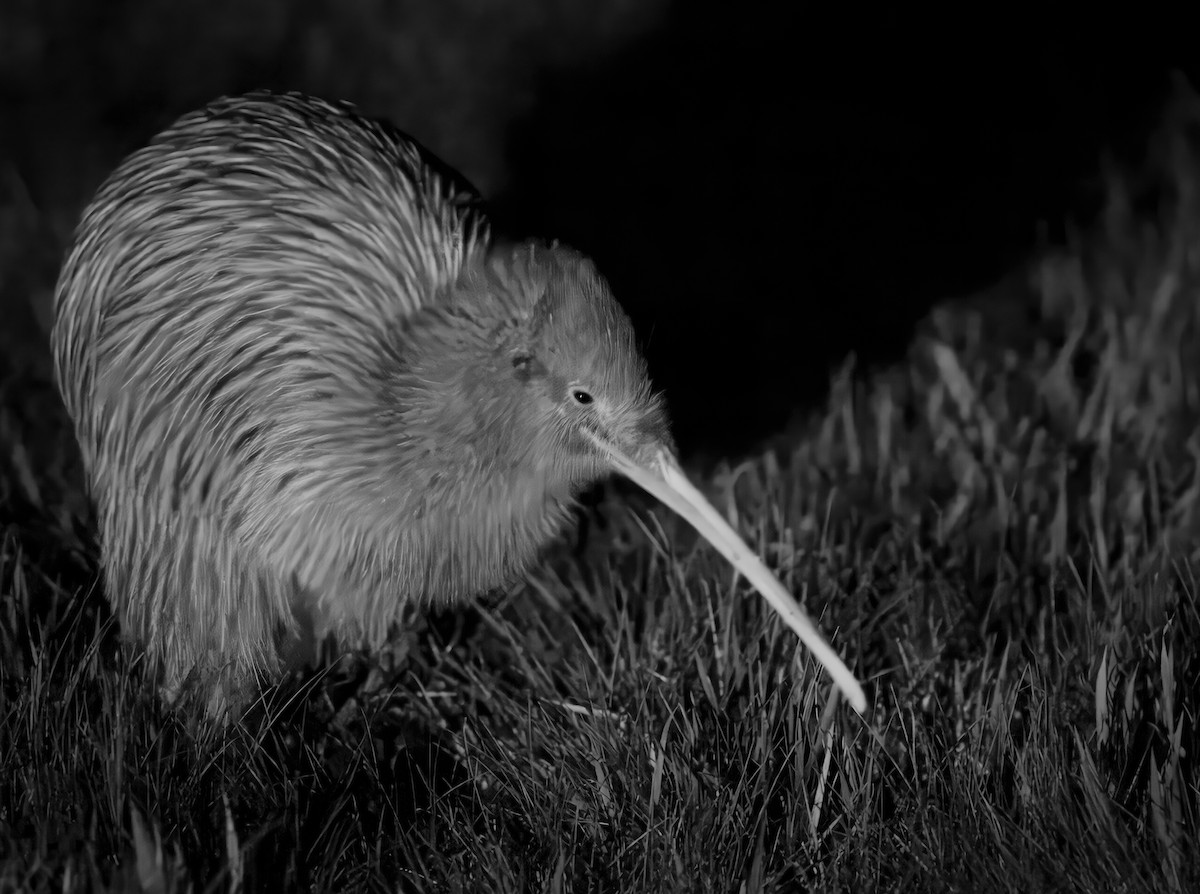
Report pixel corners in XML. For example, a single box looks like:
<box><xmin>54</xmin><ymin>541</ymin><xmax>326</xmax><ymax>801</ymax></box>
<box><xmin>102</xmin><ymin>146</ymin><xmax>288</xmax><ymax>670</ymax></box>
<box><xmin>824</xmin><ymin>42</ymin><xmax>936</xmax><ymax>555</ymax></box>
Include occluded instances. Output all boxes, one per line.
<box><xmin>52</xmin><ymin>90</ymin><xmax>865</xmax><ymax>721</ymax></box>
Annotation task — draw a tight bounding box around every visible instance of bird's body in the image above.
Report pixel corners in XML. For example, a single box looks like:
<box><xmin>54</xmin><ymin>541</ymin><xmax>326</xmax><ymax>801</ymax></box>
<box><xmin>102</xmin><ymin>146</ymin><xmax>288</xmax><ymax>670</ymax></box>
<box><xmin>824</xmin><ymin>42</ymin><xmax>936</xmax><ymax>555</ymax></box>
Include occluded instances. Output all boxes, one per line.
<box><xmin>53</xmin><ymin>90</ymin><xmax>866</xmax><ymax>721</ymax></box>
<box><xmin>53</xmin><ymin>92</ymin><xmax>665</xmax><ymax>716</ymax></box>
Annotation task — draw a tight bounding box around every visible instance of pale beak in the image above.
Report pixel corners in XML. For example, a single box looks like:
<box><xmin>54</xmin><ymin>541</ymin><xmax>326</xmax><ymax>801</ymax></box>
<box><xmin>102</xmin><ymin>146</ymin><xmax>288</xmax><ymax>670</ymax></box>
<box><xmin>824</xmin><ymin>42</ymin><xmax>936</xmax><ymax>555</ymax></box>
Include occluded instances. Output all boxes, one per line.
<box><xmin>588</xmin><ymin>432</ymin><xmax>868</xmax><ymax>714</ymax></box>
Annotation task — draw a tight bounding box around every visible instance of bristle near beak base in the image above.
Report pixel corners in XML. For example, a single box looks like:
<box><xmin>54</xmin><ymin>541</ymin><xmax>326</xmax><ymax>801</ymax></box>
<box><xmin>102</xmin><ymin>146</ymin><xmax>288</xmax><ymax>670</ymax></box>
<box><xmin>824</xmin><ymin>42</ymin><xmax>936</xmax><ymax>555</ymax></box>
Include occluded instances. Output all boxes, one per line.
<box><xmin>588</xmin><ymin>433</ymin><xmax>868</xmax><ymax>714</ymax></box>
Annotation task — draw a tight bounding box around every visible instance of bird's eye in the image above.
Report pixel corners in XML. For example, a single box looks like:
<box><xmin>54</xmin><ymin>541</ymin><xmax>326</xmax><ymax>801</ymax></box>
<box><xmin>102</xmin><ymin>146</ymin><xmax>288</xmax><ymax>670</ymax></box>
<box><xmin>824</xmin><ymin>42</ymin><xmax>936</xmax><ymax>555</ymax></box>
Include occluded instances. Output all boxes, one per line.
<box><xmin>572</xmin><ymin>389</ymin><xmax>594</xmax><ymax>405</ymax></box>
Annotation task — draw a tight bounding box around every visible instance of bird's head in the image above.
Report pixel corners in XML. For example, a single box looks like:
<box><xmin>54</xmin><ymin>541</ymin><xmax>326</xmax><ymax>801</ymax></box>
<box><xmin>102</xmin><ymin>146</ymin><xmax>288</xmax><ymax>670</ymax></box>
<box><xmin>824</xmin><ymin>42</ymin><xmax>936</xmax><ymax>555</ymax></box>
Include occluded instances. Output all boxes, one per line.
<box><xmin>503</xmin><ymin>245</ymin><xmax>673</xmax><ymax>484</ymax></box>
<box><xmin>479</xmin><ymin>243</ymin><xmax>868</xmax><ymax>713</ymax></box>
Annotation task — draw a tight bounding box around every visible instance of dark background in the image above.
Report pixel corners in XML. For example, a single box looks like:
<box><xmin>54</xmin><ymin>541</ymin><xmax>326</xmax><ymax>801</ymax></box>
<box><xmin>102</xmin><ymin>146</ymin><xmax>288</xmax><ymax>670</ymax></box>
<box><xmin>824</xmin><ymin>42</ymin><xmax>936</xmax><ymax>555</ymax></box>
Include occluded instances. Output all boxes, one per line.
<box><xmin>495</xmin><ymin>7</ymin><xmax>1198</xmax><ymax>456</ymax></box>
<box><xmin>2</xmin><ymin>3</ymin><xmax>1195</xmax><ymax>460</ymax></box>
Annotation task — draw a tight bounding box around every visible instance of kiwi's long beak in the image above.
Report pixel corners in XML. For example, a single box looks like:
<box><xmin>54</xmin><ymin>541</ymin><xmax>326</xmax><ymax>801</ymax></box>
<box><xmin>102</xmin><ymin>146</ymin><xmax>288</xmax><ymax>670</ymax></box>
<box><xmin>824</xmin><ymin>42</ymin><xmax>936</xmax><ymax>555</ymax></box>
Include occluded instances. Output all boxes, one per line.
<box><xmin>588</xmin><ymin>433</ymin><xmax>867</xmax><ymax>714</ymax></box>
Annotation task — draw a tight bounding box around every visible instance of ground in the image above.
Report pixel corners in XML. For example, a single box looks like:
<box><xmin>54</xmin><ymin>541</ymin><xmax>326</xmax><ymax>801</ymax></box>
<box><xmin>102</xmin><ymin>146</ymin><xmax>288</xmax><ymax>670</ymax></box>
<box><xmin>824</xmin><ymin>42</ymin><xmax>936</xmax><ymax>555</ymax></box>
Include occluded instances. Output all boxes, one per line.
<box><xmin>2</xmin><ymin>8</ymin><xmax>1199</xmax><ymax>893</ymax></box>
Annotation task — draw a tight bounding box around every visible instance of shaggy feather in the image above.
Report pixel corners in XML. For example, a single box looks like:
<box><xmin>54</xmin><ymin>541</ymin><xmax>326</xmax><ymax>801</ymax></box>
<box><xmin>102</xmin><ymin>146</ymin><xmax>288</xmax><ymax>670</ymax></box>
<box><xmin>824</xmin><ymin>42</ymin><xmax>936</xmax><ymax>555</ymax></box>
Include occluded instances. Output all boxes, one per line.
<box><xmin>52</xmin><ymin>90</ymin><xmax>669</xmax><ymax>720</ymax></box>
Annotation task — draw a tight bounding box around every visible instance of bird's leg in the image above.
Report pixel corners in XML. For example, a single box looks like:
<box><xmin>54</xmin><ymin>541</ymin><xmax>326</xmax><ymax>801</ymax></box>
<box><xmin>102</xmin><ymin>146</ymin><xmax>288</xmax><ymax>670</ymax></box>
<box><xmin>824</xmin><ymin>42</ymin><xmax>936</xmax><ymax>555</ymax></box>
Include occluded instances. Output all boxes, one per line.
<box><xmin>277</xmin><ymin>594</ymin><xmax>322</xmax><ymax>672</ymax></box>
<box><xmin>157</xmin><ymin>650</ymin><xmax>265</xmax><ymax>730</ymax></box>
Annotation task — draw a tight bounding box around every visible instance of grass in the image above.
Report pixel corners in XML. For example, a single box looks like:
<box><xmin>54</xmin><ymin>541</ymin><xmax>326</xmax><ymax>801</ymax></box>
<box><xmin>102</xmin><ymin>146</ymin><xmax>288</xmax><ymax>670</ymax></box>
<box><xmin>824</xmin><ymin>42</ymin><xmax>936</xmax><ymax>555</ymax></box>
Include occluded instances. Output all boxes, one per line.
<box><xmin>3</xmin><ymin>19</ymin><xmax>1200</xmax><ymax>894</ymax></box>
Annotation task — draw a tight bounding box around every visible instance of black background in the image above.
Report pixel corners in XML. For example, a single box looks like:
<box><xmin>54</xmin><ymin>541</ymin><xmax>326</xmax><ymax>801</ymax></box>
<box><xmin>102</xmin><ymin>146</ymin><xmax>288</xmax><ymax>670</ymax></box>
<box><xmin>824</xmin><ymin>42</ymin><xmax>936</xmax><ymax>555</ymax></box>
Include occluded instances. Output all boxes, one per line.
<box><xmin>497</xmin><ymin>6</ymin><xmax>1196</xmax><ymax>456</ymax></box>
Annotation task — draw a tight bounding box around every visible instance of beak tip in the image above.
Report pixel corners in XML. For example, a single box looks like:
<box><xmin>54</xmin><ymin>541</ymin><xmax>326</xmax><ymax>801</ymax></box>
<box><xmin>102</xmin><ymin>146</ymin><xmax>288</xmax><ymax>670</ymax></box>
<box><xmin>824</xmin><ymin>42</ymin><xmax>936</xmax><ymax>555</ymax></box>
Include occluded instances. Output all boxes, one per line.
<box><xmin>847</xmin><ymin>686</ymin><xmax>868</xmax><ymax>714</ymax></box>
